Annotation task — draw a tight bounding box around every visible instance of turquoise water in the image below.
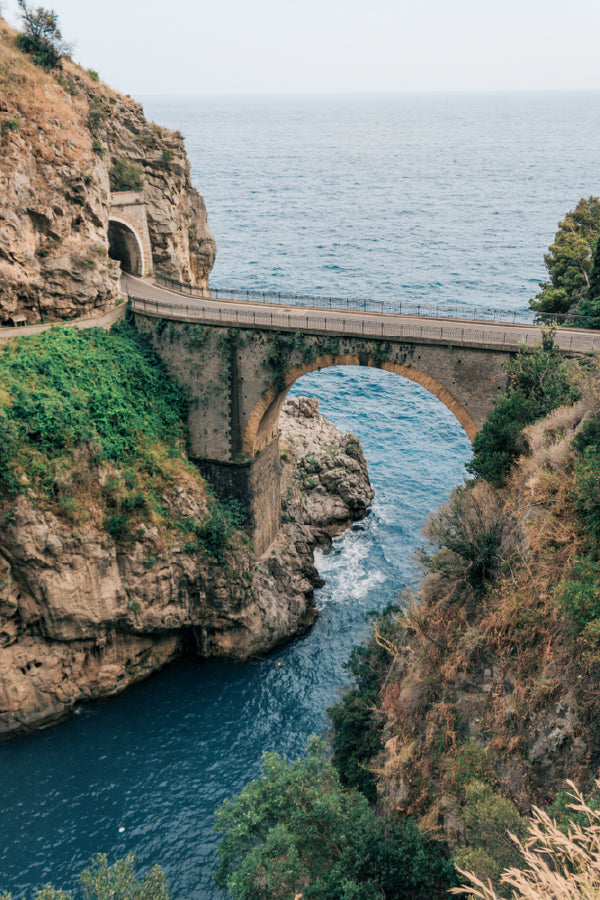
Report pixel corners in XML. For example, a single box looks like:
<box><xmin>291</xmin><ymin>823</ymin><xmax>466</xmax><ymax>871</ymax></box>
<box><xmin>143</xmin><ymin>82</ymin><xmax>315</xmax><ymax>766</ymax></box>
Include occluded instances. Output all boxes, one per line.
<box><xmin>1</xmin><ymin>93</ymin><xmax>599</xmax><ymax>898</ymax></box>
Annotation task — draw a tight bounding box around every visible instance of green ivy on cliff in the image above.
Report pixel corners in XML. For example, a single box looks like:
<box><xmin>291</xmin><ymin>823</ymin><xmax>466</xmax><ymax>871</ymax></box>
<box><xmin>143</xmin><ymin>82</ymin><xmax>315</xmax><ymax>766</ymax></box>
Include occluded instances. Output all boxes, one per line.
<box><xmin>0</xmin><ymin>316</ymin><xmax>186</xmax><ymax>497</ymax></box>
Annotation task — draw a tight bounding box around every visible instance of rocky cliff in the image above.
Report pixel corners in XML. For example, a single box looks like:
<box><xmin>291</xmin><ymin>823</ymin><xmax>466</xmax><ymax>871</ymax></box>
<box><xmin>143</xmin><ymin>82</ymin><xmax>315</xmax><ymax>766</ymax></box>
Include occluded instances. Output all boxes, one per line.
<box><xmin>0</xmin><ymin>396</ymin><xmax>372</xmax><ymax>738</ymax></box>
<box><xmin>0</xmin><ymin>15</ymin><xmax>215</xmax><ymax>324</ymax></box>
<box><xmin>373</xmin><ymin>390</ymin><xmax>600</xmax><ymax>855</ymax></box>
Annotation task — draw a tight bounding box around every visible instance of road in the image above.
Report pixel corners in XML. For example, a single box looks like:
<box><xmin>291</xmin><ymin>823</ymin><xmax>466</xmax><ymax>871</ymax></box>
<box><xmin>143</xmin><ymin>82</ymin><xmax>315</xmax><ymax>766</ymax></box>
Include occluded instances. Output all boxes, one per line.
<box><xmin>123</xmin><ymin>274</ymin><xmax>600</xmax><ymax>355</ymax></box>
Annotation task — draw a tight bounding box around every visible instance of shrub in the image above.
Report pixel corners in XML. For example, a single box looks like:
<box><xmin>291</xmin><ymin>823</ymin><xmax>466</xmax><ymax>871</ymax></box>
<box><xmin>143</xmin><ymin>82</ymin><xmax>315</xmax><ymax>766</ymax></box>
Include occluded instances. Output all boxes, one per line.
<box><xmin>110</xmin><ymin>158</ymin><xmax>144</xmax><ymax>193</ymax></box>
<box><xmin>557</xmin><ymin>556</ymin><xmax>600</xmax><ymax>634</ymax></box>
<box><xmin>87</xmin><ymin>95</ymin><xmax>107</xmax><ymax>137</ymax></box>
<box><xmin>452</xmin><ymin>779</ymin><xmax>600</xmax><ymax>899</ymax></box>
<box><xmin>0</xmin><ymin>853</ymin><xmax>170</xmax><ymax>900</ymax></box>
<box><xmin>184</xmin><ymin>496</ymin><xmax>247</xmax><ymax>563</ymax></box>
<box><xmin>0</xmin><ymin>118</ymin><xmax>20</xmax><ymax>140</ymax></box>
<box><xmin>327</xmin><ymin>606</ymin><xmax>398</xmax><ymax>800</ymax></box>
<box><xmin>421</xmin><ymin>480</ymin><xmax>504</xmax><ymax>600</ymax></box>
<box><xmin>86</xmin><ymin>68</ymin><xmax>99</xmax><ymax>82</ymax></box>
<box><xmin>454</xmin><ymin>781</ymin><xmax>526</xmax><ymax>896</ymax></box>
<box><xmin>468</xmin><ymin>333</ymin><xmax>579</xmax><ymax>486</ymax></box>
<box><xmin>161</xmin><ymin>149</ymin><xmax>172</xmax><ymax>164</ymax></box>
<box><xmin>214</xmin><ymin>737</ymin><xmax>458</xmax><ymax>900</ymax></box>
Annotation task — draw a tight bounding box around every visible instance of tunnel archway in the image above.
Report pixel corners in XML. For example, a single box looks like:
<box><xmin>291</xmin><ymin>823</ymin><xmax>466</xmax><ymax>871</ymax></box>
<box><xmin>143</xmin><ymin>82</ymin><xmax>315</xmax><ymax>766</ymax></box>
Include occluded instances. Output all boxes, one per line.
<box><xmin>242</xmin><ymin>353</ymin><xmax>478</xmax><ymax>458</ymax></box>
<box><xmin>108</xmin><ymin>217</ymin><xmax>146</xmax><ymax>276</ymax></box>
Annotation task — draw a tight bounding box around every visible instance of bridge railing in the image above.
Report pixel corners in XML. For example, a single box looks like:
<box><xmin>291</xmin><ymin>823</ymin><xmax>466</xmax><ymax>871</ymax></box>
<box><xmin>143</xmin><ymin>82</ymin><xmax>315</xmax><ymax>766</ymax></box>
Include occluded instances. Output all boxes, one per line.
<box><xmin>128</xmin><ymin>293</ymin><xmax>600</xmax><ymax>354</ymax></box>
<box><xmin>154</xmin><ymin>269</ymin><xmax>600</xmax><ymax>329</ymax></box>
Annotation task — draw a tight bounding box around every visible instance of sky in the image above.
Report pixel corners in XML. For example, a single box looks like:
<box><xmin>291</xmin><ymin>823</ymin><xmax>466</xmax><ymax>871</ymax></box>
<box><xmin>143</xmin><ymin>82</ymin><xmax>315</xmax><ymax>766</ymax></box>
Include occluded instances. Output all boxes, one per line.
<box><xmin>2</xmin><ymin>0</ymin><xmax>600</xmax><ymax>96</ymax></box>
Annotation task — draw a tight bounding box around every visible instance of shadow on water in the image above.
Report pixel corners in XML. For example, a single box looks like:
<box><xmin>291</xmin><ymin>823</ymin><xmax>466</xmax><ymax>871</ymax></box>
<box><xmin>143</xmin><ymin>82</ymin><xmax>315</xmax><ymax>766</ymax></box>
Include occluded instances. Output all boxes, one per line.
<box><xmin>0</xmin><ymin>367</ymin><xmax>471</xmax><ymax>898</ymax></box>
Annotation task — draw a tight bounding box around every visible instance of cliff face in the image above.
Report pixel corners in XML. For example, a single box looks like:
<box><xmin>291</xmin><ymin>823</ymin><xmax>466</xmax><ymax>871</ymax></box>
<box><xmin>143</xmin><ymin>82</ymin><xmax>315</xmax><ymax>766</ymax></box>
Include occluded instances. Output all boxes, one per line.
<box><xmin>376</xmin><ymin>394</ymin><xmax>600</xmax><ymax>847</ymax></box>
<box><xmin>0</xmin><ymin>16</ymin><xmax>215</xmax><ymax>324</ymax></box>
<box><xmin>0</xmin><ymin>397</ymin><xmax>372</xmax><ymax>738</ymax></box>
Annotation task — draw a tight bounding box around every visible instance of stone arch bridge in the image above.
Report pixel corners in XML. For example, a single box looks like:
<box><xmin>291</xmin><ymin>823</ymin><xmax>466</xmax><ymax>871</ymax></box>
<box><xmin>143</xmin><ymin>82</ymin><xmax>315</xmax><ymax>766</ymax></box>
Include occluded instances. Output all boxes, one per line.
<box><xmin>128</xmin><ymin>279</ymin><xmax>600</xmax><ymax>556</ymax></box>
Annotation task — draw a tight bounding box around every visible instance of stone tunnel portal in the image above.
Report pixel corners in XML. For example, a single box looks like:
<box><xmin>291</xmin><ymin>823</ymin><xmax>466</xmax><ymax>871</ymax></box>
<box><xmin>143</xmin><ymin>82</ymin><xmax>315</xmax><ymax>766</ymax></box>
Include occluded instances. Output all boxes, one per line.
<box><xmin>108</xmin><ymin>218</ymin><xmax>145</xmax><ymax>276</ymax></box>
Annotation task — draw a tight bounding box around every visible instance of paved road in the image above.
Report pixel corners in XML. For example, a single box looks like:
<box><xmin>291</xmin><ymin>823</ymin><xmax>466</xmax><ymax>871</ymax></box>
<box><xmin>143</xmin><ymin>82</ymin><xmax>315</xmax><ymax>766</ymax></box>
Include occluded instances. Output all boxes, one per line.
<box><xmin>124</xmin><ymin>274</ymin><xmax>600</xmax><ymax>355</ymax></box>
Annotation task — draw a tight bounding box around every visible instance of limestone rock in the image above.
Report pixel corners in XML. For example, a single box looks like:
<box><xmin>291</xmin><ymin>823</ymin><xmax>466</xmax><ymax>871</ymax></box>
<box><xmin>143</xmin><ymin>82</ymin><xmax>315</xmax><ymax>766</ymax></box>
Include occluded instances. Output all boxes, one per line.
<box><xmin>0</xmin><ymin>17</ymin><xmax>215</xmax><ymax>324</ymax></box>
<box><xmin>0</xmin><ymin>398</ymin><xmax>372</xmax><ymax>737</ymax></box>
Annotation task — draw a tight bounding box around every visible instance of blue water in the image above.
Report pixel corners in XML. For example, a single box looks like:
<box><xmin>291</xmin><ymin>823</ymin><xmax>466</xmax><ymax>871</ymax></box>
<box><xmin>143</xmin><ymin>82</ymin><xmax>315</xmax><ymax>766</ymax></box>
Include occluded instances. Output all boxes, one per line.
<box><xmin>1</xmin><ymin>93</ymin><xmax>599</xmax><ymax>898</ymax></box>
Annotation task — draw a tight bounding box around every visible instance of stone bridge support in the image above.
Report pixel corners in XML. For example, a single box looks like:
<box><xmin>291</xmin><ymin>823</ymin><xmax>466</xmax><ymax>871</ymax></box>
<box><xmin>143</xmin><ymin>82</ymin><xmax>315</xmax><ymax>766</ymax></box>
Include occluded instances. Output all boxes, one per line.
<box><xmin>134</xmin><ymin>314</ymin><xmax>514</xmax><ymax>557</ymax></box>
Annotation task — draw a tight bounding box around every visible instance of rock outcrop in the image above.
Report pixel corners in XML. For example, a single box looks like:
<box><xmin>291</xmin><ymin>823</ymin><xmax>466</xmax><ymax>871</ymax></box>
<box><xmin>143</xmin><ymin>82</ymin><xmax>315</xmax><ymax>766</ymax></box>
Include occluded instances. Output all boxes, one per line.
<box><xmin>0</xmin><ymin>16</ymin><xmax>215</xmax><ymax>324</ymax></box>
<box><xmin>0</xmin><ymin>398</ymin><xmax>372</xmax><ymax>738</ymax></box>
<box><xmin>375</xmin><ymin>397</ymin><xmax>600</xmax><ymax>846</ymax></box>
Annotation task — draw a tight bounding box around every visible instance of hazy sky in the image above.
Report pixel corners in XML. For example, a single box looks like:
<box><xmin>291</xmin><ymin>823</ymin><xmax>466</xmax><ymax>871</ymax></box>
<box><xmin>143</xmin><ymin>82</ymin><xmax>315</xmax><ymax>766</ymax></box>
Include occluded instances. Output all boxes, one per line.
<box><xmin>3</xmin><ymin>0</ymin><xmax>600</xmax><ymax>96</ymax></box>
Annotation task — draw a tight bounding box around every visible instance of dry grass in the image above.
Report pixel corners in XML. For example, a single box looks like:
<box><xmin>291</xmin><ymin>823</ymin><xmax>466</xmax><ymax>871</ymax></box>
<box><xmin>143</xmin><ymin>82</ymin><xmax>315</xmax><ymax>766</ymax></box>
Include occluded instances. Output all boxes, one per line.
<box><xmin>452</xmin><ymin>780</ymin><xmax>600</xmax><ymax>899</ymax></box>
<box><xmin>0</xmin><ymin>16</ymin><xmax>92</xmax><ymax>171</ymax></box>
<box><xmin>376</xmin><ymin>390</ymin><xmax>600</xmax><ymax>847</ymax></box>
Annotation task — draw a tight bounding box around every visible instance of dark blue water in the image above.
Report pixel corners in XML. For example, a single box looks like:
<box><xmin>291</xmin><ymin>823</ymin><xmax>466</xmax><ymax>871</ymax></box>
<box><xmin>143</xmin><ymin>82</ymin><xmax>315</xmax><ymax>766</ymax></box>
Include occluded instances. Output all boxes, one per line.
<box><xmin>1</xmin><ymin>93</ymin><xmax>599</xmax><ymax>898</ymax></box>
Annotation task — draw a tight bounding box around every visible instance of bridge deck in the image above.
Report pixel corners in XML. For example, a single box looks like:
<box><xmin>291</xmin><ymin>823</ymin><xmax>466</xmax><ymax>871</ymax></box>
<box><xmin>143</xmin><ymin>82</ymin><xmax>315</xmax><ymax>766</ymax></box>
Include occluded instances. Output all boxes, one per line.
<box><xmin>125</xmin><ymin>275</ymin><xmax>600</xmax><ymax>355</ymax></box>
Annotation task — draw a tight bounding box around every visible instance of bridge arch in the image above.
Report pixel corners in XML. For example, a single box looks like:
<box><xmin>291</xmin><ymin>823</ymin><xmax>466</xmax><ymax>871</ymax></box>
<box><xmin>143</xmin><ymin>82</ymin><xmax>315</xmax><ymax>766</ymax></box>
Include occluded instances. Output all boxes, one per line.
<box><xmin>108</xmin><ymin>216</ymin><xmax>147</xmax><ymax>276</ymax></box>
<box><xmin>242</xmin><ymin>352</ymin><xmax>478</xmax><ymax>458</ymax></box>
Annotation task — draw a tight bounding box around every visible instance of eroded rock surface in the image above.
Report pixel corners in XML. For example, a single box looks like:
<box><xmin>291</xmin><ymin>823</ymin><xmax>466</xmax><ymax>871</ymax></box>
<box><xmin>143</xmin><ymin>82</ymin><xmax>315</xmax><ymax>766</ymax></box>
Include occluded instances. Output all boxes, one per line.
<box><xmin>0</xmin><ymin>398</ymin><xmax>372</xmax><ymax>737</ymax></box>
<box><xmin>0</xmin><ymin>16</ymin><xmax>215</xmax><ymax>324</ymax></box>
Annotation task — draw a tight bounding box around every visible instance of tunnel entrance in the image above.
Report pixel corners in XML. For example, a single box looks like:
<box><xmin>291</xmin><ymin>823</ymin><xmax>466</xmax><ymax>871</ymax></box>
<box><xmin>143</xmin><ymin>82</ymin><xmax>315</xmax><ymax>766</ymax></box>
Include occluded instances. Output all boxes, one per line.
<box><xmin>108</xmin><ymin>219</ymin><xmax>144</xmax><ymax>276</ymax></box>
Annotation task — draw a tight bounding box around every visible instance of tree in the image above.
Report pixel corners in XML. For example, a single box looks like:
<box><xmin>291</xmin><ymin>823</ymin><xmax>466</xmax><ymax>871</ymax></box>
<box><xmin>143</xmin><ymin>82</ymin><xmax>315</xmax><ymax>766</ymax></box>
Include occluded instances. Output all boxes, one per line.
<box><xmin>530</xmin><ymin>196</ymin><xmax>600</xmax><ymax>326</ymax></box>
<box><xmin>16</xmin><ymin>0</ymin><xmax>70</xmax><ymax>70</ymax></box>
<box><xmin>0</xmin><ymin>854</ymin><xmax>170</xmax><ymax>900</ymax></box>
<box><xmin>214</xmin><ymin>737</ymin><xmax>457</xmax><ymax>899</ymax></box>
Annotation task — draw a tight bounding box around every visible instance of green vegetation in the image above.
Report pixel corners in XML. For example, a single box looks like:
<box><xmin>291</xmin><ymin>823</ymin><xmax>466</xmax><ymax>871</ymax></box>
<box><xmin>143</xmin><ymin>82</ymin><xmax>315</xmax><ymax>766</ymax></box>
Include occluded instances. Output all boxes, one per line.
<box><xmin>530</xmin><ymin>196</ymin><xmax>600</xmax><ymax>326</ymax></box>
<box><xmin>110</xmin><ymin>158</ymin><xmax>144</xmax><ymax>193</ymax></box>
<box><xmin>556</xmin><ymin>412</ymin><xmax>600</xmax><ymax>648</ymax></box>
<box><xmin>0</xmin><ymin>318</ymin><xmax>186</xmax><ymax>496</ymax></box>
<box><xmin>1</xmin><ymin>853</ymin><xmax>170</xmax><ymax>900</ymax></box>
<box><xmin>16</xmin><ymin>0</ymin><xmax>69</xmax><ymax>70</ymax></box>
<box><xmin>0</xmin><ymin>116</ymin><xmax>19</xmax><ymax>144</ymax></box>
<box><xmin>0</xmin><ymin>317</ymin><xmax>245</xmax><ymax>560</ymax></box>
<box><xmin>86</xmin><ymin>68</ymin><xmax>99</xmax><ymax>82</ymax></box>
<box><xmin>454</xmin><ymin>780</ymin><xmax>600</xmax><ymax>900</ymax></box>
<box><xmin>214</xmin><ymin>737</ymin><xmax>457</xmax><ymax>900</ymax></box>
<box><xmin>454</xmin><ymin>781</ymin><xmax>526</xmax><ymax>895</ymax></box>
<box><xmin>467</xmin><ymin>329</ymin><xmax>579</xmax><ymax>486</ymax></box>
<box><xmin>87</xmin><ymin>94</ymin><xmax>108</xmax><ymax>139</ymax></box>
<box><xmin>421</xmin><ymin>481</ymin><xmax>504</xmax><ymax>601</ymax></box>
<box><xmin>327</xmin><ymin>607</ymin><xmax>395</xmax><ymax>800</ymax></box>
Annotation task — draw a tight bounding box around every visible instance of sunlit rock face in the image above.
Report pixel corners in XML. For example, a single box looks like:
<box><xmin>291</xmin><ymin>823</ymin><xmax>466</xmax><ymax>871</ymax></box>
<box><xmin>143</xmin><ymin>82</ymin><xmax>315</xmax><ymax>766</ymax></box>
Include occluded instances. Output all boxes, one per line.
<box><xmin>0</xmin><ymin>398</ymin><xmax>372</xmax><ymax>738</ymax></box>
<box><xmin>0</xmin><ymin>16</ymin><xmax>216</xmax><ymax>325</ymax></box>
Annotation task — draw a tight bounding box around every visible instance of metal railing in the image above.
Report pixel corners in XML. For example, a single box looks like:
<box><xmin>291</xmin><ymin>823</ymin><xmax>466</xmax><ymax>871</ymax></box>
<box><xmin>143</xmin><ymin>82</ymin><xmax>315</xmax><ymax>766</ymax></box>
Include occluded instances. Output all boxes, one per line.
<box><xmin>155</xmin><ymin>269</ymin><xmax>537</xmax><ymax>323</ymax></box>
<box><xmin>154</xmin><ymin>269</ymin><xmax>600</xmax><ymax>329</ymax></box>
<box><xmin>129</xmin><ymin>293</ymin><xmax>600</xmax><ymax>354</ymax></box>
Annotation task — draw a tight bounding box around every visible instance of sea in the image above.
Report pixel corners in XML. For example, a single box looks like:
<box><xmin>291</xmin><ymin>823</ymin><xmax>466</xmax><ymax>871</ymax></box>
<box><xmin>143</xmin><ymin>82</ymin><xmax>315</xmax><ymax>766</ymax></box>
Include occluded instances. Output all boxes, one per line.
<box><xmin>1</xmin><ymin>92</ymin><xmax>599</xmax><ymax>898</ymax></box>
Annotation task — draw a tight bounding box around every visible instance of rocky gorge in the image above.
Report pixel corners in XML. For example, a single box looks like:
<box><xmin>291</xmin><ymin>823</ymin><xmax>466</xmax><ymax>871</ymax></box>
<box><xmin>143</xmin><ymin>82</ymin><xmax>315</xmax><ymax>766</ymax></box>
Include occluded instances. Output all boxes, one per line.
<box><xmin>0</xmin><ymin>395</ymin><xmax>373</xmax><ymax>738</ymax></box>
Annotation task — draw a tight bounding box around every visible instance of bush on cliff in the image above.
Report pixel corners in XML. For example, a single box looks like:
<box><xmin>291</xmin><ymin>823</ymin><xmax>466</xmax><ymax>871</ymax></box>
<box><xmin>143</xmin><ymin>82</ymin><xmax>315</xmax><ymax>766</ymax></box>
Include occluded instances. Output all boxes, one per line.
<box><xmin>16</xmin><ymin>0</ymin><xmax>69</xmax><ymax>70</ymax></box>
<box><xmin>0</xmin><ymin>318</ymin><xmax>186</xmax><ymax>492</ymax></box>
<box><xmin>214</xmin><ymin>737</ymin><xmax>457</xmax><ymax>900</ymax></box>
<box><xmin>0</xmin><ymin>319</ymin><xmax>245</xmax><ymax>560</ymax></box>
<box><xmin>467</xmin><ymin>330</ymin><xmax>578</xmax><ymax>486</ymax></box>
<box><xmin>327</xmin><ymin>606</ymin><xmax>396</xmax><ymax>801</ymax></box>
<box><xmin>453</xmin><ymin>780</ymin><xmax>600</xmax><ymax>899</ymax></box>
